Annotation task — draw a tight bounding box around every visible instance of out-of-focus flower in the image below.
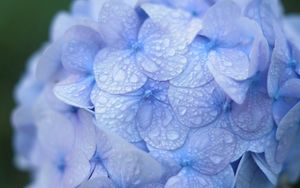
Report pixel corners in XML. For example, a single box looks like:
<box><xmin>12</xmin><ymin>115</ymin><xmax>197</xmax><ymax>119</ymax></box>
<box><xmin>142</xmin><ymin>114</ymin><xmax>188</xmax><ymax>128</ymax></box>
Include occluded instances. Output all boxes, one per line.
<box><xmin>12</xmin><ymin>0</ymin><xmax>300</xmax><ymax>187</ymax></box>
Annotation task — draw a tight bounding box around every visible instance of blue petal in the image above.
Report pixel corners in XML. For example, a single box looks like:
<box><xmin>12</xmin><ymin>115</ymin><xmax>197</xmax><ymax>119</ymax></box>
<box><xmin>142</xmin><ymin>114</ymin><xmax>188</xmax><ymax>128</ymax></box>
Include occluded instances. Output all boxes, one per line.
<box><xmin>91</xmin><ymin>87</ymin><xmax>142</xmax><ymax>142</ymax></box>
<box><xmin>94</xmin><ymin>49</ymin><xmax>147</xmax><ymax>94</ymax></box>
<box><xmin>272</xmin><ymin>98</ymin><xmax>298</xmax><ymax>125</ymax></box>
<box><xmin>62</xmin><ymin>150</ymin><xmax>91</xmax><ymax>188</ymax></box>
<box><xmin>187</xmin><ymin>127</ymin><xmax>236</xmax><ymax>175</ymax></box>
<box><xmin>234</xmin><ymin>153</ymin><xmax>274</xmax><ymax>188</ymax></box>
<box><xmin>36</xmin><ymin>110</ymin><xmax>75</xmax><ymax>158</ymax></box>
<box><xmin>208</xmin><ymin>48</ymin><xmax>251</xmax><ymax>81</ymax></box>
<box><xmin>50</xmin><ymin>12</ymin><xmax>74</xmax><ymax>41</ymax></box>
<box><xmin>210</xmin><ymin>165</ymin><xmax>235</xmax><ymax>188</ymax></box>
<box><xmin>200</xmin><ymin>0</ymin><xmax>241</xmax><ymax>45</ymax></box>
<box><xmin>170</xmin><ymin>37</ymin><xmax>213</xmax><ymax>88</ymax></box>
<box><xmin>267</xmin><ymin>26</ymin><xmax>290</xmax><ymax>98</ymax></box>
<box><xmin>276</xmin><ymin>101</ymin><xmax>300</xmax><ymax>140</ymax></box>
<box><xmin>137</xmin><ymin>4</ymin><xmax>202</xmax><ymax>81</ymax></box>
<box><xmin>78</xmin><ymin>177</ymin><xmax>115</xmax><ymax>188</ymax></box>
<box><xmin>54</xmin><ymin>74</ymin><xmax>94</xmax><ymax>109</ymax></box>
<box><xmin>71</xmin><ymin>0</ymin><xmax>90</xmax><ymax>17</ymax></box>
<box><xmin>62</xmin><ymin>25</ymin><xmax>102</xmax><ymax>73</ymax></box>
<box><xmin>165</xmin><ymin>168</ymin><xmax>214</xmax><ymax>188</ymax></box>
<box><xmin>137</xmin><ymin>100</ymin><xmax>189</xmax><ymax>150</ymax></box>
<box><xmin>98</xmin><ymin>0</ymin><xmax>141</xmax><ymax>48</ymax></box>
<box><xmin>95</xmin><ymin>130</ymin><xmax>164</xmax><ymax>187</ymax></box>
<box><xmin>36</xmin><ymin>40</ymin><xmax>62</xmax><ymax>83</ymax></box>
<box><xmin>278</xmin><ymin>78</ymin><xmax>300</xmax><ymax>98</ymax></box>
<box><xmin>169</xmin><ymin>0</ymin><xmax>211</xmax><ymax>17</ymax></box>
<box><xmin>229</xmin><ymin>88</ymin><xmax>274</xmax><ymax>140</ymax></box>
<box><xmin>207</xmin><ymin>60</ymin><xmax>250</xmax><ymax>104</ymax></box>
<box><xmin>73</xmin><ymin>110</ymin><xmax>97</xmax><ymax>159</ymax></box>
<box><xmin>168</xmin><ymin>82</ymin><xmax>224</xmax><ymax>128</ymax></box>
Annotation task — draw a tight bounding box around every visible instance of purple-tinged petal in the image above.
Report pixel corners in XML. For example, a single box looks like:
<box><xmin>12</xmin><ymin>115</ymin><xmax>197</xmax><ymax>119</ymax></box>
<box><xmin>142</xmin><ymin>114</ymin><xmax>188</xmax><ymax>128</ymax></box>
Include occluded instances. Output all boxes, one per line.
<box><xmin>50</xmin><ymin>12</ymin><xmax>75</xmax><ymax>41</ymax></box>
<box><xmin>94</xmin><ymin>49</ymin><xmax>147</xmax><ymax>94</ymax></box>
<box><xmin>54</xmin><ymin>74</ymin><xmax>94</xmax><ymax>109</ymax></box>
<box><xmin>91</xmin><ymin>87</ymin><xmax>142</xmax><ymax>142</ymax></box>
<box><xmin>137</xmin><ymin>100</ymin><xmax>189</xmax><ymax>150</ymax></box>
<box><xmin>168</xmin><ymin>82</ymin><xmax>224</xmax><ymax>128</ymax></box>
<box><xmin>170</xmin><ymin>37</ymin><xmax>213</xmax><ymax>88</ymax></box>
<box><xmin>62</xmin><ymin>25</ymin><xmax>102</xmax><ymax>73</ymax></box>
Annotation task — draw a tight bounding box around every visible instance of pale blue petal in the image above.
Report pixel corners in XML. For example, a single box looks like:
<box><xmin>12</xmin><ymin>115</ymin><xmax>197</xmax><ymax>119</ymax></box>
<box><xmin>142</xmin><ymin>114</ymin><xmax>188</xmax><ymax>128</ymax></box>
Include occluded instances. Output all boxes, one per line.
<box><xmin>98</xmin><ymin>0</ymin><xmax>141</xmax><ymax>48</ymax></box>
<box><xmin>137</xmin><ymin>100</ymin><xmax>189</xmax><ymax>150</ymax></box>
<box><xmin>62</xmin><ymin>150</ymin><xmax>91</xmax><ymax>188</ymax></box>
<box><xmin>208</xmin><ymin>60</ymin><xmax>250</xmax><ymax>104</ymax></box>
<box><xmin>138</xmin><ymin>4</ymin><xmax>202</xmax><ymax>81</ymax></box>
<box><xmin>94</xmin><ymin>49</ymin><xmax>147</xmax><ymax>94</ymax></box>
<box><xmin>71</xmin><ymin>0</ymin><xmax>90</xmax><ymax>17</ymax></box>
<box><xmin>54</xmin><ymin>74</ymin><xmax>94</xmax><ymax>109</ymax></box>
<box><xmin>234</xmin><ymin>153</ymin><xmax>274</xmax><ymax>188</ymax></box>
<box><xmin>210</xmin><ymin>165</ymin><xmax>235</xmax><ymax>188</ymax></box>
<box><xmin>229</xmin><ymin>89</ymin><xmax>274</xmax><ymax>140</ymax></box>
<box><xmin>78</xmin><ymin>177</ymin><xmax>115</xmax><ymax>188</ymax></box>
<box><xmin>267</xmin><ymin>26</ymin><xmax>290</xmax><ymax>98</ymax></box>
<box><xmin>200</xmin><ymin>0</ymin><xmax>241</xmax><ymax>45</ymax></box>
<box><xmin>50</xmin><ymin>12</ymin><xmax>75</xmax><ymax>41</ymax></box>
<box><xmin>187</xmin><ymin>127</ymin><xmax>236</xmax><ymax>175</ymax></box>
<box><xmin>96</xmin><ymin>130</ymin><xmax>164</xmax><ymax>188</ymax></box>
<box><xmin>168</xmin><ymin>82</ymin><xmax>224</xmax><ymax>128</ymax></box>
<box><xmin>91</xmin><ymin>87</ymin><xmax>142</xmax><ymax>142</ymax></box>
<box><xmin>276</xmin><ymin>101</ymin><xmax>300</xmax><ymax>140</ymax></box>
<box><xmin>272</xmin><ymin>98</ymin><xmax>298</xmax><ymax>125</ymax></box>
<box><xmin>36</xmin><ymin>40</ymin><xmax>62</xmax><ymax>83</ymax></box>
<box><xmin>165</xmin><ymin>168</ymin><xmax>213</xmax><ymax>188</ymax></box>
<box><xmin>73</xmin><ymin>110</ymin><xmax>97</xmax><ymax>159</ymax></box>
<box><xmin>36</xmin><ymin>110</ymin><xmax>75</xmax><ymax>157</ymax></box>
<box><xmin>169</xmin><ymin>0</ymin><xmax>211</xmax><ymax>17</ymax></box>
<box><xmin>208</xmin><ymin>48</ymin><xmax>251</xmax><ymax>81</ymax></box>
<box><xmin>62</xmin><ymin>25</ymin><xmax>102</xmax><ymax>73</ymax></box>
<box><xmin>170</xmin><ymin>37</ymin><xmax>213</xmax><ymax>88</ymax></box>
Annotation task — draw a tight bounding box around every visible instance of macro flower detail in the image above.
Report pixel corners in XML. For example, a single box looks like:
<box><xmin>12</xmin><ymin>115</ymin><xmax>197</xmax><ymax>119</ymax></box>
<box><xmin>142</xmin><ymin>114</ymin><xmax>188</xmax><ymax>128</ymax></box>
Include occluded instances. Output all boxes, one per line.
<box><xmin>12</xmin><ymin>0</ymin><xmax>300</xmax><ymax>187</ymax></box>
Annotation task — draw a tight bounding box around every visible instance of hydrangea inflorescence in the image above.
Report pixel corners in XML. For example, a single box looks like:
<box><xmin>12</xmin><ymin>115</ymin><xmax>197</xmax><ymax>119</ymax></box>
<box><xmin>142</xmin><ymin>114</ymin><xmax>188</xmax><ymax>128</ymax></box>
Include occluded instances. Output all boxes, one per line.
<box><xmin>12</xmin><ymin>0</ymin><xmax>300</xmax><ymax>187</ymax></box>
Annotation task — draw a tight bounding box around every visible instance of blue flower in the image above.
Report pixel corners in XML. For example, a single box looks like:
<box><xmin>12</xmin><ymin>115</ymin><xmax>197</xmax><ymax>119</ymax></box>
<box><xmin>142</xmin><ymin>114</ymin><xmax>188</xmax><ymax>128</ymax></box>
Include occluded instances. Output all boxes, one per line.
<box><xmin>12</xmin><ymin>0</ymin><xmax>300</xmax><ymax>187</ymax></box>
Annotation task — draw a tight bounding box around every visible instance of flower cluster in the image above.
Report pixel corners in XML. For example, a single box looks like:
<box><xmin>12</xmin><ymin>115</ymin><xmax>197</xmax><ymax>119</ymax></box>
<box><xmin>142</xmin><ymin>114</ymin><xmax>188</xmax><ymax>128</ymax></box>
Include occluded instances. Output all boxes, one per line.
<box><xmin>12</xmin><ymin>0</ymin><xmax>300</xmax><ymax>187</ymax></box>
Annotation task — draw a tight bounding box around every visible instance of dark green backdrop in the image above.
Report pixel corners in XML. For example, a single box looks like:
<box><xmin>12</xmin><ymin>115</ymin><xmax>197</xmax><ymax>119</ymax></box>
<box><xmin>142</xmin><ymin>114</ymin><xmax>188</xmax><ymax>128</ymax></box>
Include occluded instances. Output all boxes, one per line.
<box><xmin>0</xmin><ymin>1</ymin><xmax>299</xmax><ymax>187</ymax></box>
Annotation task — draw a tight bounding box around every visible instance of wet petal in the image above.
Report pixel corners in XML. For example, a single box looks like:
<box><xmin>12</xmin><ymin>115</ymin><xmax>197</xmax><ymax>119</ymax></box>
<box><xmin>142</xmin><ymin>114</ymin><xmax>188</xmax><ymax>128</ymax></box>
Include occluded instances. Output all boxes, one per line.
<box><xmin>91</xmin><ymin>87</ymin><xmax>141</xmax><ymax>142</ymax></box>
<box><xmin>137</xmin><ymin>100</ymin><xmax>189</xmax><ymax>150</ymax></box>
<box><xmin>54</xmin><ymin>74</ymin><xmax>94</xmax><ymax>109</ymax></box>
<box><xmin>208</xmin><ymin>48</ymin><xmax>250</xmax><ymax>81</ymax></box>
<box><xmin>94</xmin><ymin>49</ymin><xmax>147</xmax><ymax>94</ymax></box>
<box><xmin>98</xmin><ymin>0</ymin><xmax>141</xmax><ymax>48</ymax></box>
<box><xmin>168</xmin><ymin>82</ymin><xmax>224</xmax><ymax>128</ymax></box>
<box><xmin>170</xmin><ymin>37</ymin><xmax>213</xmax><ymax>88</ymax></box>
<box><xmin>188</xmin><ymin>127</ymin><xmax>236</xmax><ymax>175</ymax></box>
<box><xmin>230</xmin><ymin>89</ymin><xmax>274</xmax><ymax>140</ymax></box>
<box><xmin>62</xmin><ymin>25</ymin><xmax>102</xmax><ymax>73</ymax></box>
<box><xmin>207</xmin><ymin>54</ymin><xmax>250</xmax><ymax>104</ymax></box>
<box><xmin>138</xmin><ymin>4</ymin><xmax>202</xmax><ymax>81</ymax></box>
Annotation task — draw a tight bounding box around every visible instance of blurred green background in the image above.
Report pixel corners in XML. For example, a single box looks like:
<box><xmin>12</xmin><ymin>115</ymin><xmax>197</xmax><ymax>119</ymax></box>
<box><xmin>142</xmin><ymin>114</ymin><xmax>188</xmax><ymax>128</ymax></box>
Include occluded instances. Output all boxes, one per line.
<box><xmin>0</xmin><ymin>0</ymin><xmax>300</xmax><ymax>187</ymax></box>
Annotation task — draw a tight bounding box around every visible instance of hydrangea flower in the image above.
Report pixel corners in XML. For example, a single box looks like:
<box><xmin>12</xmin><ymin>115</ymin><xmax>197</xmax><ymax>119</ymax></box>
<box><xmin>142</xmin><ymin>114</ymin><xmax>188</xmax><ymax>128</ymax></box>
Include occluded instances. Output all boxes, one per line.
<box><xmin>12</xmin><ymin>0</ymin><xmax>300</xmax><ymax>187</ymax></box>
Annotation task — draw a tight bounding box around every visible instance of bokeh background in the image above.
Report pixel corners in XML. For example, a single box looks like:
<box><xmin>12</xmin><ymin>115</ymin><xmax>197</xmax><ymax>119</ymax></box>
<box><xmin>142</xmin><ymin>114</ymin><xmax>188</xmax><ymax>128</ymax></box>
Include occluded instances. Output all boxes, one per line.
<box><xmin>0</xmin><ymin>0</ymin><xmax>300</xmax><ymax>187</ymax></box>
